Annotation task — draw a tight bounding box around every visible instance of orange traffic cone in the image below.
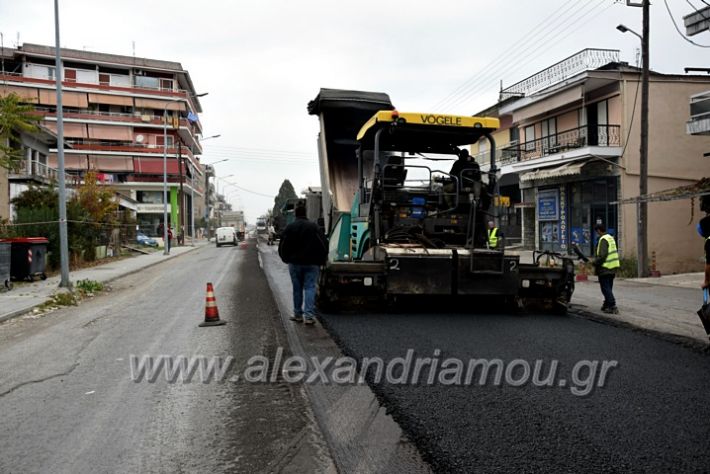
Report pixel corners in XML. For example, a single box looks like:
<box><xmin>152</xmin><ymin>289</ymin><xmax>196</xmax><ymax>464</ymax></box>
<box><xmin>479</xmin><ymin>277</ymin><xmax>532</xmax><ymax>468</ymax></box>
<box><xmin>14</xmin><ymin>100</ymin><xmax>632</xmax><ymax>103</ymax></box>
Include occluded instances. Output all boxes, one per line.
<box><xmin>199</xmin><ymin>282</ymin><xmax>227</xmax><ymax>327</ymax></box>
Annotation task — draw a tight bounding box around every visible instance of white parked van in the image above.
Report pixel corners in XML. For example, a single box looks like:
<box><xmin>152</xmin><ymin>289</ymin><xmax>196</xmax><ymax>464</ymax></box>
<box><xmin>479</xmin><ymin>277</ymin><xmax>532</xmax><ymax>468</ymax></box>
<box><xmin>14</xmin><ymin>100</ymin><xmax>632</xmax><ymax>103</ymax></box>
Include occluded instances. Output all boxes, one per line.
<box><xmin>215</xmin><ymin>227</ymin><xmax>237</xmax><ymax>247</ymax></box>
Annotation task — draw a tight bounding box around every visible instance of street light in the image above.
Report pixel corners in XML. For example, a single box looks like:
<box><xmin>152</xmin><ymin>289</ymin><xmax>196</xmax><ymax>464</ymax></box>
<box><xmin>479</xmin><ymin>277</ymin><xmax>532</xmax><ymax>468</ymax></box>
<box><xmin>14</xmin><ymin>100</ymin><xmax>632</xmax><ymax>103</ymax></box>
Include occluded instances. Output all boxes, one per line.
<box><xmin>201</xmin><ymin>161</ymin><xmax>228</xmax><ymax>238</ymax></box>
<box><xmin>211</xmin><ymin>174</ymin><xmax>234</xmax><ymax>229</ymax></box>
<box><xmin>616</xmin><ymin>24</ymin><xmax>641</xmax><ymax>39</ymax></box>
<box><xmin>204</xmin><ymin>158</ymin><xmax>228</xmax><ymax>166</ymax></box>
<box><xmin>189</xmin><ymin>136</ymin><xmax>222</xmax><ymax>246</ymax></box>
<box><xmin>163</xmin><ymin>91</ymin><xmax>207</xmax><ymax>255</ymax></box>
<box><xmin>617</xmin><ymin>4</ymin><xmax>650</xmax><ymax>277</ymax></box>
<box><xmin>215</xmin><ymin>174</ymin><xmax>234</xmax><ymax>196</ymax></box>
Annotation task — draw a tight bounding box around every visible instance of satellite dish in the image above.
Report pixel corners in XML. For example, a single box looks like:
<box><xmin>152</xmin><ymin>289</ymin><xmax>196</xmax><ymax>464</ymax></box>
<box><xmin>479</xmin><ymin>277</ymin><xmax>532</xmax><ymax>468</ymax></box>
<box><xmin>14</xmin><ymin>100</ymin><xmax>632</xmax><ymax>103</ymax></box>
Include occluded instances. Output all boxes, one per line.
<box><xmin>136</xmin><ymin>134</ymin><xmax>144</xmax><ymax>143</ymax></box>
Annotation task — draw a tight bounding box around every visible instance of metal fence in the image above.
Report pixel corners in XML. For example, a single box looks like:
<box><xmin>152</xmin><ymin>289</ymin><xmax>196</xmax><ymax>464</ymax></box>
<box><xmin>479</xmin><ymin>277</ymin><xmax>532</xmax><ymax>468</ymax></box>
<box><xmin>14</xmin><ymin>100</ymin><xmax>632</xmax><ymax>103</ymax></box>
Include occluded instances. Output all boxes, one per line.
<box><xmin>475</xmin><ymin>124</ymin><xmax>621</xmax><ymax>168</ymax></box>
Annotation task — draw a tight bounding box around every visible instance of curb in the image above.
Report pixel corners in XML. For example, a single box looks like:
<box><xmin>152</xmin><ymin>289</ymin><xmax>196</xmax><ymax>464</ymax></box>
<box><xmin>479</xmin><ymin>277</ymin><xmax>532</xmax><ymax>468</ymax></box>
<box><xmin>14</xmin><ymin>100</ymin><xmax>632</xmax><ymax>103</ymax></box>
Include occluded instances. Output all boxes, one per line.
<box><xmin>569</xmin><ymin>306</ymin><xmax>710</xmax><ymax>354</ymax></box>
<box><xmin>0</xmin><ymin>303</ymin><xmax>43</xmax><ymax>325</ymax></box>
<box><xmin>0</xmin><ymin>245</ymin><xmax>204</xmax><ymax>325</ymax></box>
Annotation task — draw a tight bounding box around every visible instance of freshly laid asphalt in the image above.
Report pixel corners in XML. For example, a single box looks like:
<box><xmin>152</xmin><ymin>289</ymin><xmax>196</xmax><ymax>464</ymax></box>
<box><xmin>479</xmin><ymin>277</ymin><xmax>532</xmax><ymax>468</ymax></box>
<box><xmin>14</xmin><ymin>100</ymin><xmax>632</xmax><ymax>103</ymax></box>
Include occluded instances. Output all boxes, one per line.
<box><xmin>319</xmin><ymin>309</ymin><xmax>710</xmax><ymax>473</ymax></box>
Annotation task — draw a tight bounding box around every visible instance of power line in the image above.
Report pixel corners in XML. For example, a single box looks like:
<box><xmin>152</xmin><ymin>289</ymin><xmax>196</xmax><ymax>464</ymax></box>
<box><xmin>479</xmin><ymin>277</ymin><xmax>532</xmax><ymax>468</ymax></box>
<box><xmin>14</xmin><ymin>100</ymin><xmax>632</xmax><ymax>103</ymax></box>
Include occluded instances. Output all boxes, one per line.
<box><xmin>200</xmin><ymin>155</ymin><xmax>315</xmax><ymax>166</ymax></box>
<box><xmin>446</xmin><ymin>0</ymin><xmax>613</xmax><ymax>112</ymax></box>
<box><xmin>431</xmin><ymin>0</ymin><xmax>583</xmax><ymax>110</ymax></box>
<box><xmin>620</xmin><ymin>71</ymin><xmax>642</xmax><ymax>160</ymax></box>
<box><xmin>433</xmin><ymin>0</ymin><xmax>607</xmax><ymax>112</ymax></box>
<box><xmin>440</xmin><ymin>0</ymin><xmax>608</xmax><ymax>112</ymax></box>
<box><xmin>686</xmin><ymin>0</ymin><xmax>710</xmax><ymax>20</ymax></box>
<box><xmin>664</xmin><ymin>0</ymin><xmax>710</xmax><ymax>47</ymax></box>
<box><xmin>432</xmin><ymin>0</ymin><xmax>593</xmax><ymax>110</ymax></box>
<box><xmin>221</xmin><ymin>181</ymin><xmax>274</xmax><ymax>198</ymax></box>
<box><xmin>203</xmin><ymin>145</ymin><xmax>311</xmax><ymax>156</ymax></box>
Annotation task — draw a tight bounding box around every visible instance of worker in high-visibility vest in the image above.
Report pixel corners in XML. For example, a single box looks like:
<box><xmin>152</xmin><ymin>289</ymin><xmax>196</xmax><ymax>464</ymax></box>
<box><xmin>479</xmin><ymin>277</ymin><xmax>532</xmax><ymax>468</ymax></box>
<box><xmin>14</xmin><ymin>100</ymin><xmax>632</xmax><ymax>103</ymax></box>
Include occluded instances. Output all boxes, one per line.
<box><xmin>594</xmin><ymin>224</ymin><xmax>620</xmax><ymax>314</ymax></box>
<box><xmin>699</xmin><ymin>215</ymin><xmax>710</xmax><ymax>290</ymax></box>
<box><xmin>487</xmin><ymin>220</ymin><xmax>502</xmax><ymax>250</ymax></box>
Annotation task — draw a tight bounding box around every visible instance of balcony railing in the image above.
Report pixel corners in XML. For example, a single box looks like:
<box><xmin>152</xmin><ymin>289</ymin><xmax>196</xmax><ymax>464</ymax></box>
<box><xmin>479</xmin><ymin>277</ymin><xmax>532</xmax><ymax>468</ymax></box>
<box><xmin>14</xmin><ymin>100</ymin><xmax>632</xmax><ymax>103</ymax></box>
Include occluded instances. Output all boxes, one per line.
<box><xmin>499</xmin><ymin>49</ymin><xmax>620</xmax><ymax>99</ymax></box>
<box><xmin>37</xmin><ymin>107</ymin><xmax>188</xmax><ymax>127</ymax></box>
<box><xmin>0</xmin><ymin>71</ymin><xmax>192</xmax><ymax>98</ymax></box>
<box><xmin>475</xmin><ymin>124</ymin><xmax>621</xmax><ymax>168</ymax></box>
<box><xmin>61</xmin><ymin>140</ymin><xmax>197</xmax><ymax>159</ymax></box>
<box><xmin>9</xmin><ymin>159</ymin><xmax>81</xmax><ymax>186</ymax></box>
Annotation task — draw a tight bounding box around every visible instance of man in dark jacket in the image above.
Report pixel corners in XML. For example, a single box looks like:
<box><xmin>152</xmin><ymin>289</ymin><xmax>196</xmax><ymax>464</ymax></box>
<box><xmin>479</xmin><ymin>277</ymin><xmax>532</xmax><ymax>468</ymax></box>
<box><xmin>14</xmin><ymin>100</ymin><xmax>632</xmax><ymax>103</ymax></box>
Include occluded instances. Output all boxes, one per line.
<box><xmin>594</xmin><ymin>224</ymin><xmax>620</xmax><ymax>314</ymax></box>
<box><xmin>278</xmin><ymin>205</ymin><xmax>328</xmax><ymax>325</ymax></box>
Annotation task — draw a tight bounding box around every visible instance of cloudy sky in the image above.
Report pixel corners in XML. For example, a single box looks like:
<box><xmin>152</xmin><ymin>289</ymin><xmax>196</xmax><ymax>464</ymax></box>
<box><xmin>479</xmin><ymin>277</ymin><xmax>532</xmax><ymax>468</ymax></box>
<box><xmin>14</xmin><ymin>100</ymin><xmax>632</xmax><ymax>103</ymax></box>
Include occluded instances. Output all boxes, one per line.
<box><xmin>1</xmin><ymin>0</ymin><xmax>706</xmax><ymax>222</ymax></box>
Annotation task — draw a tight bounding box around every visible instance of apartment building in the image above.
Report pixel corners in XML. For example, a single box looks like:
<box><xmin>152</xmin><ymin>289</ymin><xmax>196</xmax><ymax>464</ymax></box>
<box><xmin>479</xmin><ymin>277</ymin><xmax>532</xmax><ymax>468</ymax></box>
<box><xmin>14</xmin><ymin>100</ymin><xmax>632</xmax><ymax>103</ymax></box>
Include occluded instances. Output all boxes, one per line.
<box><xmin>471</xmin><ymin>48</ymin><xmax>710</xmax><ymax>273</ymax></box>
<box><xmin>0</xmin><ymin>43</ymin><xmax>206</xmax><ymax>237</ymax></box>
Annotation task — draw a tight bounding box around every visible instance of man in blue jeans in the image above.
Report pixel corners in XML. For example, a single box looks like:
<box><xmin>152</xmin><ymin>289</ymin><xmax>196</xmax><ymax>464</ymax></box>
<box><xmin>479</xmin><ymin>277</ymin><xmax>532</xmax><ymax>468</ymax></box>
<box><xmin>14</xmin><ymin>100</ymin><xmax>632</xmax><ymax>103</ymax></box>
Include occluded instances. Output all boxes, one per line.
<box><xmin>278</xmin><ymin>205</ymin><xmax>328</xmax><ymax>325</ymax></box>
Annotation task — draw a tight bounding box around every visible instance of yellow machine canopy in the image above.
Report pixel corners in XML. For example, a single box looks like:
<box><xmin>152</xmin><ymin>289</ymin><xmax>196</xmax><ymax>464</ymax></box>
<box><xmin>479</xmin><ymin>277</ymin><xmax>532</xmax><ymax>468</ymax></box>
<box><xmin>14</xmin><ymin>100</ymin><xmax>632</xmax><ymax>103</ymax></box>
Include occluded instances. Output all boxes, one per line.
<box><xmin>357</xmin><ymin>110</ymin><xmax>499</xmax><ymax>153</ymax></box>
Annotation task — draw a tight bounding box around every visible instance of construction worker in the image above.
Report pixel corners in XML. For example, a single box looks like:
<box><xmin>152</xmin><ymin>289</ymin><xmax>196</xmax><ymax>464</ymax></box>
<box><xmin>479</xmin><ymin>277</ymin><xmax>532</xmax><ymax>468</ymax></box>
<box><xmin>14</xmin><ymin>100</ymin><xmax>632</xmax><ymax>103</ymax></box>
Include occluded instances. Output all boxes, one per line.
<box><xmin>699</xmin><ymin>215</ymin><xmax>710</xmax><ymax>289</ymax></box>
<box><xmin>487</xmin><ymin>220</ymin><xmax>502</xmax><ymax>250</ymax></box>
<box><xmin>444</xmin><ymin>149</ymin><xmax>481</xmax><ymax>209</ymax></box>
<box><xmin>593</xmin><ymin>224</ymin><xmax>620</xmax><ymax>314</ymax></box>
<box><xmin>278</xmin><ymin>205</ymin><xmax>328</xmax><ymax>325</ymax></box>
<box><xmin>267</xmin><ymin>223</ymin><xmax>276</xmax><ymax>246</ymax></box>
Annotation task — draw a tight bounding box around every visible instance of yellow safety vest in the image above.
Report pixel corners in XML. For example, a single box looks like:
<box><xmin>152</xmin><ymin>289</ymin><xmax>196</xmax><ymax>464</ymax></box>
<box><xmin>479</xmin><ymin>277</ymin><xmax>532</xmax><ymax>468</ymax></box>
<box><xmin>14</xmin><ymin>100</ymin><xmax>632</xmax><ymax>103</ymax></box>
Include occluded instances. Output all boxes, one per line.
<box><xmin>596</xmin><ymin>234</ymin><xmax>620</xmax><ymax>270</ymax></box>
<box><xmin>488</xmin><ymin>227</ymin><xmax>499</xmax><ymax>249</ymax></box>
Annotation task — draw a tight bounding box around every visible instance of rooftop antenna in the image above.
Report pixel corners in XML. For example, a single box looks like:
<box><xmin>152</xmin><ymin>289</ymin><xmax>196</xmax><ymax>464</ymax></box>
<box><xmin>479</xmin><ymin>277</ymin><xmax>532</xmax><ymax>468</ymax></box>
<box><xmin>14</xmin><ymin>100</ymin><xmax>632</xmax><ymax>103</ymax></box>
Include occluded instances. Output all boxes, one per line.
<box><xmin>132</xmin><ymin>40</ymin><xmax>136</xmax><ymax>61</ymax></box>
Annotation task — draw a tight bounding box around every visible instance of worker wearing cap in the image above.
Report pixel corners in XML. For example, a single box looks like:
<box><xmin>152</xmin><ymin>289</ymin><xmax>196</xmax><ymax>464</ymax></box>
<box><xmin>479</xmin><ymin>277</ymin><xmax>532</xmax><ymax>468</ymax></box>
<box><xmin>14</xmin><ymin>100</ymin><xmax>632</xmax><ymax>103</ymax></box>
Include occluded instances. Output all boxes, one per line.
<box><xmin>594</xmin><ymin>224</ymin><xmax>620</xmax><ymax>314</ymax></box>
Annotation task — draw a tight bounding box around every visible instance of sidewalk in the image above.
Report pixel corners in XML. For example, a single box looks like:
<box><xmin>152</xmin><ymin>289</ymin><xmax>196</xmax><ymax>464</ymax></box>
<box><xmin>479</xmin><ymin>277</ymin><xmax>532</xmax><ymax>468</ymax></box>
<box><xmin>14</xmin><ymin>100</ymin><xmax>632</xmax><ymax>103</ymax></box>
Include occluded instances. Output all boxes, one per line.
<box><xmin>508</xmin><ymin>248</ymin><xmax>709</xmax><ymax>346</ymax></box>
<box><xmin>0</xmin><ymin>242</ymin><xmax>206</xmax><ymax>324</ymax></box>
<box><xmin>572</xmin><ymin>273</ymin><xmax>708</xmax><ymax>347</ymax></box>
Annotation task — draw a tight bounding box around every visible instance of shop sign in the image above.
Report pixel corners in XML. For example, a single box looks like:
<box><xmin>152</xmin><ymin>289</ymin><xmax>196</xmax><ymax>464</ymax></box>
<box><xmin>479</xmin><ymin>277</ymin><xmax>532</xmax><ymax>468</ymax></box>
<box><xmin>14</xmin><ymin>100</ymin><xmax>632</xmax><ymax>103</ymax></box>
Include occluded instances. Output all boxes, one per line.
<box><xmin>559</xmin><ymin>186</ymin><xmax>567</xmax><ymax>250</ymax></box>
<box><xmin>537</xmin><ymin>189</ymin><xmax>559</xmax><ymax>221</ymax></box>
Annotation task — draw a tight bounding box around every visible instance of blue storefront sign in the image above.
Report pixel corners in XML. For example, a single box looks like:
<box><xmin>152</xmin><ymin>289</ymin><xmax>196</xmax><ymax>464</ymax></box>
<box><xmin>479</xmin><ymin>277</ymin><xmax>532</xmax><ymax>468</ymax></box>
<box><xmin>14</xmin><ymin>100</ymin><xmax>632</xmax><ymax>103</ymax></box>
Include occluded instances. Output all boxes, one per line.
<box><xmin>559</xmin><ymin>186</ymin><xmax>567</xmax><ymax>251</ymax></box>
<box><xmin>537</xmin><ymin>189</ymin><xmax>559</xmax><ymax>221</ymax></box>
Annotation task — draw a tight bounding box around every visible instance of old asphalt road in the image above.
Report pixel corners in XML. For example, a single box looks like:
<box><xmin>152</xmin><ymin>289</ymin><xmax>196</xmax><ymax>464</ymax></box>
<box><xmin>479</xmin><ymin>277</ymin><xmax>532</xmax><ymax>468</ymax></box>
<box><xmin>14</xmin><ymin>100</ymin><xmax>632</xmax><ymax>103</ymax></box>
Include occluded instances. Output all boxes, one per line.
<box><xmin>0</xmin><ymin>241</ymin><xmax>334</xmax><ymax>473</ymax></box>
<box><xmin>318</xmin><ymin>305</ymin><xmax>710</xmax><ymax>472</ymax></box>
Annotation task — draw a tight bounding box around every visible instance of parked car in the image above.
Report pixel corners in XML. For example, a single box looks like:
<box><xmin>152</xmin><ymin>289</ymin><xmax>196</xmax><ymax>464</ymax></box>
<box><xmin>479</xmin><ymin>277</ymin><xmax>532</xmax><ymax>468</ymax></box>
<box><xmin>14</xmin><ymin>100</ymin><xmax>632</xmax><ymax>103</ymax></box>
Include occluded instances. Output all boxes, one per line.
<box><xmin>216</xmin><ymin>227</ymin><xmax>238</xmax><ymax>247</ymax></box>
<box><xmin>136</xmin><ymin>232</ymin><xmax>158</xmax><ymax>247</ymax></box>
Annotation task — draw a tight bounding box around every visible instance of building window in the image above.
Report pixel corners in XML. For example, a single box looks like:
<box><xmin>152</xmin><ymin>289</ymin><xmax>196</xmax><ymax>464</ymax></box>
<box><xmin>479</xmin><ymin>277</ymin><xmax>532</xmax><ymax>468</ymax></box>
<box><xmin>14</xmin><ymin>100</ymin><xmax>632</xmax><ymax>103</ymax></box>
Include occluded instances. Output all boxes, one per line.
<box><xmin>160</xmin><ymin>79</ymin><xmax>174</xmax><ymax>91</ymax></box>
<box><xmin>155</xmin><ymin>135</ymin><xmax>174</xmax><ymax>147</ymax></box>
<box><xmin>524</xmin><ymin>125</ymin><xmax>535</xmax><ymax>151</ymax></box>
<box><xmin>596</xmin><ymin>100</ymin><xmax>609</xmax><ymax>146</ymax></box>
<box><xmin>137</xmin><ymin>191</ymin><xmax>164</xmax><ymax>204</ymax></box>
<box><xmin>64</xmin><ymin>69</ymin><xmax>77</xmax><ymax>82</ymax></box>
<box><xmin>541</xmin><ymin>117</ymin><xmax>557</xmax><ymax>153</ymax></box>
<box><xmin>134</xmin><ymin>75</ymin><xmax>160</xmax><ymax>89</ymax></box>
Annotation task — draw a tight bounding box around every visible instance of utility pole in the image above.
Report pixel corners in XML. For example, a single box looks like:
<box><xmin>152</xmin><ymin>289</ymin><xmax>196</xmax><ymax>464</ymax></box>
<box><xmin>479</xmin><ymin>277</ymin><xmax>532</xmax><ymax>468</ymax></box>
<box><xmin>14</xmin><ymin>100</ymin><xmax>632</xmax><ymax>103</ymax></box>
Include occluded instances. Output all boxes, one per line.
<box><xmin>178</xmin><ymin>141</ymin><xmax>184</xmax><ymax>245</ymax></box>
<box><xmin>53</xmin><ymin>0</ymin><xmax>70</xmax><ymax>288</ymax></box>
<box><xmin>638</xmin><ymin>0</ymin><xmax>650</xmax><ymax>278</ymax></box>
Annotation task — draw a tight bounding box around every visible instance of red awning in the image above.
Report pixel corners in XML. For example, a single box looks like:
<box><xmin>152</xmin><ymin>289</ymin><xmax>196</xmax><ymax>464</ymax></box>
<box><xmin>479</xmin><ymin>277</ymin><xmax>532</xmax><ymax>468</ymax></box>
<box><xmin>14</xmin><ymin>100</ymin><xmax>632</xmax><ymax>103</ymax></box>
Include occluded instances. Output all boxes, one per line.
<box><xmin>132</xmin><ymin>157</ymin><xmax>186</xmax><ymax>175</ymax></box>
